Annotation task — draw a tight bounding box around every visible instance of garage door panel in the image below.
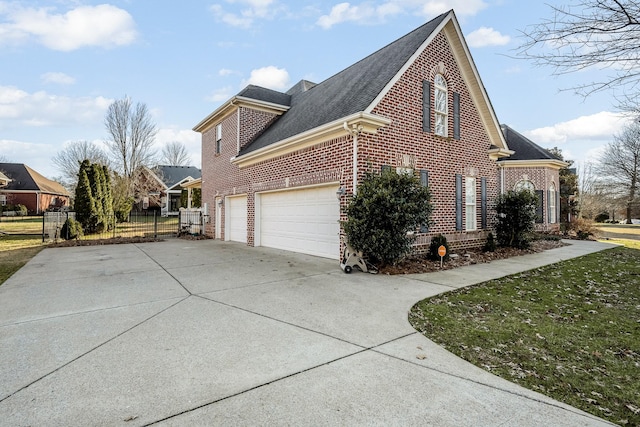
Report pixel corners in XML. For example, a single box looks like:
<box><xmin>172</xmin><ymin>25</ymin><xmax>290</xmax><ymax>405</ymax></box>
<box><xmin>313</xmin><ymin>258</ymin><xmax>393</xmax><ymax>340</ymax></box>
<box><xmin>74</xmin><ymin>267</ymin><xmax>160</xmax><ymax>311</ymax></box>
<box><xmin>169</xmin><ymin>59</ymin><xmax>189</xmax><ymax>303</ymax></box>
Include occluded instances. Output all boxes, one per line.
<box><xmin>260</xmin><ymin>185</ymin><xmax>339</xmax><ymax>259</ymax></box>
<box><xmin>226</xmin><ymin>195</ymin><xmax>247</xmax><ymax>243</ymax></box>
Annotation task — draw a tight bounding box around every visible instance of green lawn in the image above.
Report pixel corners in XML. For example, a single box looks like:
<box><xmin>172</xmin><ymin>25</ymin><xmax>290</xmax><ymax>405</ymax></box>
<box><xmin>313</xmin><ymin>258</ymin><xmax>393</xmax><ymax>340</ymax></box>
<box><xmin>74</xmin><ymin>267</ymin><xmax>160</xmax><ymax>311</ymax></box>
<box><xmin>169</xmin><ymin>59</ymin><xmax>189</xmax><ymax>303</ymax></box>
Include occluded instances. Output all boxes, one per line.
<box><xmin>0</xmin><ymin>234</ymin><xmax>45</xmax><ymax>285</ymax></box>
<box><xmin>410</xmin><ymin>247</ymin><xmax>640</xmax><ymax>426</ymax></box>
<box><xmin>0</xmin><ymin>216</ymin><xmax>43</xmax><ymax>234</ymax></box>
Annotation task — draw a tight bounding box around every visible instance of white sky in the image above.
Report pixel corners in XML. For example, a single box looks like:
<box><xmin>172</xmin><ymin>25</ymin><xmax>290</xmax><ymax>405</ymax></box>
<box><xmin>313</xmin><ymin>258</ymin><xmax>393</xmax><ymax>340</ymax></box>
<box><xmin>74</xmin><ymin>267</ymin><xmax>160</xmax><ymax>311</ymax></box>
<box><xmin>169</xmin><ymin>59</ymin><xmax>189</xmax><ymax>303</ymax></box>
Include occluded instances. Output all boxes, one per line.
<box><xmin>0</xmin><ymin>0</ymin><xmax>629</xmax><ymax>178</ymax></box>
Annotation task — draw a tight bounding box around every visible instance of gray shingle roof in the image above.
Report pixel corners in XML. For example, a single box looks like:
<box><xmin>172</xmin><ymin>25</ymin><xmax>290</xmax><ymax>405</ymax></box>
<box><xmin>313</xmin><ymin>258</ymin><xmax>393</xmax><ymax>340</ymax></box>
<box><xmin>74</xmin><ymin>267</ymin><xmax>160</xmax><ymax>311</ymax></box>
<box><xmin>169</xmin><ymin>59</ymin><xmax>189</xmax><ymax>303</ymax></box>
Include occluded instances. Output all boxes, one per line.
<box><xmin>154</xmin><ymin>165</ymin><xmax>201</xmax><ymax>189</ymax></box>
<box><xmin>0</xmin><ymin>163</ymin><xmax>69</xmax><ymax>195</ymax></box>
<box><xmin>238</xmin><ymin>85</ymin><xmax>291</xmax><ymax>106</ymax></box>
<box><xmin>499</xmin><ymin>125</ymin><xmax>559</xmax><ymax>161</ymax></box>
<box><xmin>238</xmin><ymin>11</ymin><xmax>449</xmax><ymax>156</ymax></box>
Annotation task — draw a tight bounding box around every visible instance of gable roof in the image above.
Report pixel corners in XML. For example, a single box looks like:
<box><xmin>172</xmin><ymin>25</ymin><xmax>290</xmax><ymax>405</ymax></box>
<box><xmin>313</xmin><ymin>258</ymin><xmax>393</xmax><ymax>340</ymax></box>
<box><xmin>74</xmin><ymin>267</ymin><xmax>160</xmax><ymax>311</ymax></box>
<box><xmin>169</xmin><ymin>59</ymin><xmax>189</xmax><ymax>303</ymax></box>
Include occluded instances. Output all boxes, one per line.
<box><xmin>499</xmin><ymin>125</ymin><xmax>568</xmax><ymax>168</ymax></box>
<box><xmin>153</xmin><ymin>165</ymin><xmax>202</xmax><ymax>190</ymax></box>
<box><xmin>238</xmin><ymin>12</ymin><xmax>450</xmax><ymax>156</ymax></box>
<box><xmin>196</xmin><ymin>10</ymin><xmax>511</xmax><ymax>168</ymax></box>
<box><xmin>0</xmin><ymin>163</ymin><xmax>69</xmax><ymax>196</ymax></box>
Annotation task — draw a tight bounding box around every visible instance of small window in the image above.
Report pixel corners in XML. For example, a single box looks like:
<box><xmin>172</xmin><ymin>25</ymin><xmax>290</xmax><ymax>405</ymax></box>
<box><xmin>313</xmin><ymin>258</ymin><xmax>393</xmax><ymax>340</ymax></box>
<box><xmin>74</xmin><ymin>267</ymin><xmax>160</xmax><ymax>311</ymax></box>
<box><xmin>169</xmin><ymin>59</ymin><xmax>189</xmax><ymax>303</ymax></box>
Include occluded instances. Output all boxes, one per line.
<box><xmin>465</xmin><ymin>176</ymin><xmax>476</xmax><ymax>231</ymax></box>
<box><xmin>549</xmin><ymin>183</ymin><xmax>557</xmax><ymax>224</ymax></box>
<box><xmin>215</xmin><ymin>123</ymin><xmax>222</xmax><ymax>155</ymax></box>
<box><xmin>434</xmin><ymin>74</ymin><xmax>448</xmax><ymax>137</ymax></box>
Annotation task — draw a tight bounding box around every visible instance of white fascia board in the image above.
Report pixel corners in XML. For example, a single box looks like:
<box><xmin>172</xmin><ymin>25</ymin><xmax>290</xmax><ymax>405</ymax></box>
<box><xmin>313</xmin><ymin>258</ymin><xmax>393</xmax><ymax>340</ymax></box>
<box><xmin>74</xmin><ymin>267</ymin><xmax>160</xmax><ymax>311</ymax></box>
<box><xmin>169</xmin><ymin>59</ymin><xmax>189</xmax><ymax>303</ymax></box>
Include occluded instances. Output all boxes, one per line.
<box><xmin>193</xmin><ymin>96</ymin><xmax>290</xmax><ymax>133</ymax></box>
<box><xmin>364</xmin><ymin>11</ymin><xmax>452</xmax><ymax>114</ymax></box>
<box><xmin>499</xmin><ymin>159</ymin><xmax>570</xmax><ymax>170</ymax></box>
<box><xmin>444</xmin><ymin>16</ymin><xmax>508</xmax><ymax>152</ymax></box>
<box><xmin>231</xmin><ymin>112</ymin><xmax>391</xmax><ymax>169</ymax></box>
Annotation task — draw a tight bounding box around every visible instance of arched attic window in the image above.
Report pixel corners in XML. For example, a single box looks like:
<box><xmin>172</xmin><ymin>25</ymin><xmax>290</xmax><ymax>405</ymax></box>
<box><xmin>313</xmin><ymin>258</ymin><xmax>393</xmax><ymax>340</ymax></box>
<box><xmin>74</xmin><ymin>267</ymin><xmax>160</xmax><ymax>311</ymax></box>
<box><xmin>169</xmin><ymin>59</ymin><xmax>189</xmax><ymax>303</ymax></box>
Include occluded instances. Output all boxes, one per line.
<box><xmin>434</xmin><ymin>74</ymin><xmax>448</xmax><ymax>137</ymax></box>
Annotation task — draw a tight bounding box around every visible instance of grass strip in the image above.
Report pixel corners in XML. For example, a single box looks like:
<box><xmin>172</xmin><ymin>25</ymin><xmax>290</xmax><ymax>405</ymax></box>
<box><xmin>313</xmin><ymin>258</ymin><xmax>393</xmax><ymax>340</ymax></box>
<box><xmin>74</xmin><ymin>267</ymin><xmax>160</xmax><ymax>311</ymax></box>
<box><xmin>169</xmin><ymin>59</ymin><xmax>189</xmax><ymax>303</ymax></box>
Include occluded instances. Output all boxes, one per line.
<box><xmin>410</xmin><ymin>247</ymin><xmax>640</xmax><ymax>426</ymax></box>
<box><xmin>0</xmin><ymin>235</ymin><xmax>45</xmax><ymax>285</ymax></box>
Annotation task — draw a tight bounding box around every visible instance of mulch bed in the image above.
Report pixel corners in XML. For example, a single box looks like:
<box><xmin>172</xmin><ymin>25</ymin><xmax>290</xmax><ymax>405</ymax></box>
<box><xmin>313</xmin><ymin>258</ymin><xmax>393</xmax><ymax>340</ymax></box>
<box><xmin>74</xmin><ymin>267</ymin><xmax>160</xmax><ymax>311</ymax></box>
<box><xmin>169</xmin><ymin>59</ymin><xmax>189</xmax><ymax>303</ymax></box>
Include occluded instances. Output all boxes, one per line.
<box><xmin>379</xmin><ymin>239</ymin><xmax>568</xmax><ymax>275</ymax></box>
<box><xmin>48</xmin><ymin>234</ymin><xmax>214</xmax><ymax>247</ymax></box>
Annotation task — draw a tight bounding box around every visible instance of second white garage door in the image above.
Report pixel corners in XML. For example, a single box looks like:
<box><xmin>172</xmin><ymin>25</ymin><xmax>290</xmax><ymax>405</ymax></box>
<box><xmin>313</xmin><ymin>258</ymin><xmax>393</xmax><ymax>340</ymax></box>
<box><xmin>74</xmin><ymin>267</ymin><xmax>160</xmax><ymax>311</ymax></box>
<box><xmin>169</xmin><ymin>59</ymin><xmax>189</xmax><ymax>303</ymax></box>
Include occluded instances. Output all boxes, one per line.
<box><xmin>258</xmin><ymin>185</ymin><xmax>340</xmax><ymax>259</ymax></box>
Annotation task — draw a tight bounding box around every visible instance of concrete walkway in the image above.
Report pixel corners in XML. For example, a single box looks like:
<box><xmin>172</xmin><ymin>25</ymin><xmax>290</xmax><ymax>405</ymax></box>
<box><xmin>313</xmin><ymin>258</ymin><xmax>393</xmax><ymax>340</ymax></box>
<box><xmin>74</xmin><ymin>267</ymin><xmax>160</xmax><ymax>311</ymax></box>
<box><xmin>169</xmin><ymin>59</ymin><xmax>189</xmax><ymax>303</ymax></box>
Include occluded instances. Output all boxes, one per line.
<box><xmin>0</xmin><ymin>239</ymin><xmax>618</xmax><ymax>426</ymax></box>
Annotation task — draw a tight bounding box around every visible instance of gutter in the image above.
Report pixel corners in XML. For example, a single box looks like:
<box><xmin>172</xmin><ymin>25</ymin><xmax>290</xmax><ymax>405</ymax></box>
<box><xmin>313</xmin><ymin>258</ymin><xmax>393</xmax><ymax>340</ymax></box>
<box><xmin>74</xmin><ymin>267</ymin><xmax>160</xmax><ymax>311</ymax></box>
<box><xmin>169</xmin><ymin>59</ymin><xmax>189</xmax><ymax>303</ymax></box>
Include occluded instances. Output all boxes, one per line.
<box><xmin>343</xmin><ymin>122</ymin><xmax>363</xmax><ymax>195</ymax></box>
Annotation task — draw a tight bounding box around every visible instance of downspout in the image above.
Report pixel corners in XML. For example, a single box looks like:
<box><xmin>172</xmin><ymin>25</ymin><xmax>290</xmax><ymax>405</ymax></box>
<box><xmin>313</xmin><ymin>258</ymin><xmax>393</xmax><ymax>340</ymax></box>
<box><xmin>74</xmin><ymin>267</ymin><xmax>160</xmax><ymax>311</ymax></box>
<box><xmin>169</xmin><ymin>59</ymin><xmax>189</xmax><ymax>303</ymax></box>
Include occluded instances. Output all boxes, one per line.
<box><xmin>343</xmin><ymin>122</ymin><xmax>363</xmax><ymax>195</ymax></box>
<box><xmin>499</xmin><ymin>163</ymin><xmax>505</xmax><ymax>195</ymax></box>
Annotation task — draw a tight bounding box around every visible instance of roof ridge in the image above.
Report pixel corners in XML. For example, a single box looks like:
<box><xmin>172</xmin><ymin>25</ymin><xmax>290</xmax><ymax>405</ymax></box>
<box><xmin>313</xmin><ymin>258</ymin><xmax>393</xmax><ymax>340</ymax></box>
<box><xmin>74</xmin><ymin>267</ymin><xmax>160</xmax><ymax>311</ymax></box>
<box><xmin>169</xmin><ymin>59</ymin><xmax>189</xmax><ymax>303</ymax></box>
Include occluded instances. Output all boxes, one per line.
<box><xmin>310</xmin><ymin>11</ymin><xmax>450</xmax><ymax>93</ymax></box>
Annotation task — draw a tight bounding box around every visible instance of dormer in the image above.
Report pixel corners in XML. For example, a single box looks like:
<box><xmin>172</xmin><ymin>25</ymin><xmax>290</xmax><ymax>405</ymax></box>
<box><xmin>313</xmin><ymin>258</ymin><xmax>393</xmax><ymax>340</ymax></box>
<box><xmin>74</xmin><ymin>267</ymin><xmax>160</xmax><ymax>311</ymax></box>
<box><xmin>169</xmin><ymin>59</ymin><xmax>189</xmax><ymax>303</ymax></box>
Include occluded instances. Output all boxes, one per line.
<box><xmin>193</xmin><ymin>85</ymin><xmax>291</xmax><ymax>154</ymax></box>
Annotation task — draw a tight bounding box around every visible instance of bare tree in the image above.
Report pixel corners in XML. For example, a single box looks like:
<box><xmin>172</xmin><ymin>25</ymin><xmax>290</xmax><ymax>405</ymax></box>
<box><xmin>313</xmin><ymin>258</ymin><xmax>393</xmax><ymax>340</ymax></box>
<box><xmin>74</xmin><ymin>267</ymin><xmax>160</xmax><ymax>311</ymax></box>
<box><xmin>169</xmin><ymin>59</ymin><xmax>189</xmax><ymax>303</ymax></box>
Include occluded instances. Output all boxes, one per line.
<box><xmin>52</xmin><ymin>140</ymin><xmax>109</xmax><ymax>190</ymax></box>
<box><xmin>518</xmin><ymin>0</ymin><xmax>640</xmax><ymax>100</ymax></box>
<box><xmin>104</xmin><ymin>96</ymin><xmax>157</xmax><ymax>184</ymax></box>
<box><xmin>160</xmin><ymin>141</ymin><xmax>191</xmax><ymax>166</ymax></box>
<box><xmin>577</xmin><ymin>161</ymin><xmax>611</xmax><ymax>219</ymax></box>
<box><xmin>596</xmin><ymin>119</ymin><xmax>640</xmax><ymax>222</ymax></box>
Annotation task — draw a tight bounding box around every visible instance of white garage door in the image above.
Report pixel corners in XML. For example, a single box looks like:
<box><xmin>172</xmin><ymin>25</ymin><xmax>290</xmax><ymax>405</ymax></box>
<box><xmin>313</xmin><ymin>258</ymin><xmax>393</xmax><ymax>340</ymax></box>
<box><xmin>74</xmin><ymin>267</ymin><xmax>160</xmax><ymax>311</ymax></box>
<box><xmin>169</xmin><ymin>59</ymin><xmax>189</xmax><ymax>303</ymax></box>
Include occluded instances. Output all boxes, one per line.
<box><xmin>259</xmin><ymin>185</ymin><xmax>340</xmax><ymax>259</ymax></box>
<box><xmin>226</xmin><ymin>195</ymin><xmax>247</xmax><ymax>243</ymax></box>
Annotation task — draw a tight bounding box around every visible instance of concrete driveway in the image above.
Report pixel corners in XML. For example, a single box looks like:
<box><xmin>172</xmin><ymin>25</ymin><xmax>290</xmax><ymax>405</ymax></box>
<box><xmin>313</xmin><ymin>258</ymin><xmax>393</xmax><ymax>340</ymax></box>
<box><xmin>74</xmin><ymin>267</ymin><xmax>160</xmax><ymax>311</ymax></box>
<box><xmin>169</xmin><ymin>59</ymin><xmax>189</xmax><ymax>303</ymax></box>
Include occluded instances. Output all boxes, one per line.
<box><xmin>0</xmin><ymin>239</ymin><xmax>616</xmax><ymax>426</ymax></box>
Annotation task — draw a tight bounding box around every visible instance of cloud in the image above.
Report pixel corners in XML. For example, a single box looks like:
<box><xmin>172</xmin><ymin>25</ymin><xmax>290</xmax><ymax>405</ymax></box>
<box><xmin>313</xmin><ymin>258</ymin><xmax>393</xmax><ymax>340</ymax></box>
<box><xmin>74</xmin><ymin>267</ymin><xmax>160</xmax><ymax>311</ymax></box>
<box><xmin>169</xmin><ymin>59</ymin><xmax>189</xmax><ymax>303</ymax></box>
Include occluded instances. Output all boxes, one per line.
<box><xmin>155</xmin><ymin>128</ymin><xmax>202</xmax><ymax>168</ymax></box>
<box><xmin>0</xmin><ymin>85</ymin><xmax>112</xmax><ymax>128</ymax></box>
<box><xmin>210</xmin><ymin>0</ymin><xmax>279</xmax><ymax>29</ymax></box>
<box><xmin>206</xmin><ymin>86</ymin><xmax>235</xmax><ymax>103</ymax></box>
<box><xmin>41</xmin><ymin>72</ymin><xmax>75</xmax><ymax>85</ymax></box>
<box><xmin>524</xmin><ymin>111</ymin><xmax>629</xmax><ymax>144</ymax></box>
<box><xmin>0</xmin><ymin>138</ymin><xmax>60</xmax><ymax>178</ymax></box>
<box><xmin>0</xmin><ymin>4</ymin><xmax>137</xmax><ymax>51</ymax></box>
<box><xmin>219</xmin><ymin>68</ymin><xmax>235</xmax><ymax>77</ymax></box>
<box><xmin>317</xmin><ymin>2</ymin><xmax>401</xmax><ymax>28</ymax></box>
<box><xmin>466</xmin><ymin>27</ymin><xmax>510</xmax><ymax>48</ymax></box>
<box><xmin>317</xmin><ymin>0</ymin><xmax>487</xmax><ymax>29</ymax></box>
<box><xmin>242</xmin><ymin>66</ymin><xmax>290</xmax><ymax>90</ymax></box>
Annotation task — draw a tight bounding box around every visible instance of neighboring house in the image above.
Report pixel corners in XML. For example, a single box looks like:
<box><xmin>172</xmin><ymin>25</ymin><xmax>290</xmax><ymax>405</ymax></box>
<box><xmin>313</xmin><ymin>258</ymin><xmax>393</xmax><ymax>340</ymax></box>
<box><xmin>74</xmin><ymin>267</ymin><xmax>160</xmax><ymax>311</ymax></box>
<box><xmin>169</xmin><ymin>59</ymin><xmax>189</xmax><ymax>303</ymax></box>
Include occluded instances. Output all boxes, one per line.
<box><xmin>136</xmin><ymin>165</ymin><xmax>202</xmax><ymax>216</ymax></box>
<box><xmin>0</xmin><ymin>171</ymin><xmax>11</xmax><ymax>188</ymax></box>
<box><xmin>0</xmin><ymin>163</ymin><xmax>70</xmax><ymax>214</ymax></box>
<box><xmin>194</xmin><ymin>10</ymin><xmax>562</xmax><ymax>260</ymax></box>
<box><xmin>499</xmin><ymin>125</ymin><xmax>568</xmax><ymax>231</ymax></box>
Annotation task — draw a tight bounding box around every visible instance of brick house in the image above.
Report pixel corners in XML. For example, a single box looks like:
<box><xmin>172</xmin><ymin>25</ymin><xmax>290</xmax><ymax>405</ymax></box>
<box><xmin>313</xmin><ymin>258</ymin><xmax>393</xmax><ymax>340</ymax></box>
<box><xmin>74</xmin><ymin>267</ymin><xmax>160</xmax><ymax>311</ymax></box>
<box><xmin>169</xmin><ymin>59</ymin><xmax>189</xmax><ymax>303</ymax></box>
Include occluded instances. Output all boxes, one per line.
<box><xmin>135</xmin><ymin>165</ymin><xmax>202</xmax><ymax>216</ymax></box>
<box><xmin>0</xmin><ymin>163</ymin><xmax>70</xmax><ymax>214</ymax></box>
<box><xmin>194</xmin><ymin>10</ymin><xmax>562</xmax><ymax>260</ymax></box>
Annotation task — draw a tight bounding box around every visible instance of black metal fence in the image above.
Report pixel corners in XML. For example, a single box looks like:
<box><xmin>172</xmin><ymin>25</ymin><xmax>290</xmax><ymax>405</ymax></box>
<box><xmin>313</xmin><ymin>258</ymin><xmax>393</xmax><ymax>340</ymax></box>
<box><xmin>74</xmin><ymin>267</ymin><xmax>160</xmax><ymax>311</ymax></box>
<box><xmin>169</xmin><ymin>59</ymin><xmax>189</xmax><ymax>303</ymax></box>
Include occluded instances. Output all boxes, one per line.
<box><xmin>42</xmin><ymin>211</ymin><xmax>199</xmax><ymax>242</ymax></box>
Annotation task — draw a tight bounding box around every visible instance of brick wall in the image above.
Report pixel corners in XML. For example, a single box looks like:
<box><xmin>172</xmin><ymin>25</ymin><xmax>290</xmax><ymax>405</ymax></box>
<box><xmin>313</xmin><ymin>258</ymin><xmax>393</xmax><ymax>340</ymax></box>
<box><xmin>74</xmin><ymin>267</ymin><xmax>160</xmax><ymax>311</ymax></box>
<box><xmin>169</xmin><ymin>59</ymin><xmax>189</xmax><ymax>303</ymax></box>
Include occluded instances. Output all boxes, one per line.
<box><xmin>367</xmin><ymin>32</ymin><xmax>499</xmax><ymax>248</ymax></box>
<box><xmin>501</xmin><ymin>165</ymin><xmax>561</xmax><ymax>231</ymax></box>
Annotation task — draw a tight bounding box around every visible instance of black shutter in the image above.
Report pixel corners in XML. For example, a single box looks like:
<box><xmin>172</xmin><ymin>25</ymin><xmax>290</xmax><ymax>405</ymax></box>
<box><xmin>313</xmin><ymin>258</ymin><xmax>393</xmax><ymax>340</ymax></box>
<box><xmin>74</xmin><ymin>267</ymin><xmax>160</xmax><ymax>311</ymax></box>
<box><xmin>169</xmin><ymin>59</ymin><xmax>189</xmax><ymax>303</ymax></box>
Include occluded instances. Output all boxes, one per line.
<box><xmin>453</xmin><ymin>92</ymin><xmax>460</xmax><ymax>140</ymax></box>
<box><xmin>420</xmin><ymin>169</ymin><xmax>429</xmax><ymax>187</ymax></box>
<box><xmin>420</xmin><ymin>170</ymin><xmax>429</xmax><ymax>233</ymax></box>
<box><xmin>481</xmin><ymin>177</ymin><xmax>487</xmax><ymax>229</ymax></box>
<box><xmin>456</xmin><ymin>174</ymin><xmax>463</xmax><ymax>231</ymax></box>
<box><xmin>536</xmin><ymin>190</ymin><xmax>544</xmax><ymax>223</ymax></box>
<box><xmin>423</xmin><ymin>81</ymin><xmax>431</xmax><ymax>132</ymax></box>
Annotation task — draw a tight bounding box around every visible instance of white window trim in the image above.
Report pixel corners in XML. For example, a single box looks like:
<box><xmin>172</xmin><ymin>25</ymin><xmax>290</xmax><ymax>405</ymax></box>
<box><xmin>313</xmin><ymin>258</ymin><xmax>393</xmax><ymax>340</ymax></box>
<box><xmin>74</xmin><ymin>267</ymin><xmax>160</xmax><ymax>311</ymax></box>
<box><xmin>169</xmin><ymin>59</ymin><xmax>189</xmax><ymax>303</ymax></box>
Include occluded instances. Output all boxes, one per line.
<box><xmin>434</xmin><ymin>74</ymin><xmax>448</xmax><ymax>137</ymax></box>
<box><xmin>465</xmin><ymin>176</ymin><xmax>477</xmax><ymax>231</ymax></box>
<box><xmin>215</xmin><ymin>123</ymin><xmax>222</xmax><ymax>154</ymax></box>
<box><xmin>549</xmin><ymin>183</ymin><xmax>557</xmax><ymax>224</ymax></box>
